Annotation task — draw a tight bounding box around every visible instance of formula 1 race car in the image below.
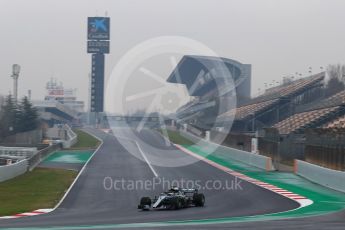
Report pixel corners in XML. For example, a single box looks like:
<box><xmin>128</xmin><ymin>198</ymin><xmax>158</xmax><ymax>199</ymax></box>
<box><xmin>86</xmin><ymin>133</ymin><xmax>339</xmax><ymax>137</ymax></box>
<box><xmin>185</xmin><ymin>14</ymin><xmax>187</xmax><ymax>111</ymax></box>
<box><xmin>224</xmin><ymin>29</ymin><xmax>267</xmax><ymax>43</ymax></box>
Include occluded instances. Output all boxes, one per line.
<box><xmin>138</xmin><ymin>187</ymin><xmax>205</xmax><ymax>211</ymax></box>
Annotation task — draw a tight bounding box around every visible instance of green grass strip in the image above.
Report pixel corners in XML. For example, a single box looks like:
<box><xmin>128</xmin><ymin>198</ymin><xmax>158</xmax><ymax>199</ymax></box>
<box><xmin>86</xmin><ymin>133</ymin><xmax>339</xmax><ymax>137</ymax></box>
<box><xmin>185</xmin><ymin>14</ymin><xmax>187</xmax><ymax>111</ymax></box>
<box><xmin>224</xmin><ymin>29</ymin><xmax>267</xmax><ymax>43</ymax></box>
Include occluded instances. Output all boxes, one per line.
<box><xmin>0</xmin><ymin>168</ymin><xmax>77</xmax><ymax>216</ymax></box>
<box><xmin>71</xmin><ymin>130</ymin><xmax>101</xmax><ymax>149</ymax></box>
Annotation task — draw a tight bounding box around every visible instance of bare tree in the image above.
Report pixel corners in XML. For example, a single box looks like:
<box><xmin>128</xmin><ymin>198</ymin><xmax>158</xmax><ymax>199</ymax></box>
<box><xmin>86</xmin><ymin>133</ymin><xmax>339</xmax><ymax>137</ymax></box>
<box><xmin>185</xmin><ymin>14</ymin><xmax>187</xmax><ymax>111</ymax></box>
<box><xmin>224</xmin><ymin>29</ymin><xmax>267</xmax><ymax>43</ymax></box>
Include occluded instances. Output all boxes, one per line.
<box><xmin>342</xmin><ymin>65</ymin><xmax>345</xmax><ymax>82</ymax></box>
<box><xmin>325</xmin><ymin>64</ymin><xmax>345</xmax><ymax>96</ymax></box>
<box><xmin>0</xmin><ymin>95</ymin><xmax>4</xmax><ymax>107</ymax></box>
<box><xmin>327</xmin><ymin>64</ymin><xmax>344</xmax><ymax>81</ymax></box>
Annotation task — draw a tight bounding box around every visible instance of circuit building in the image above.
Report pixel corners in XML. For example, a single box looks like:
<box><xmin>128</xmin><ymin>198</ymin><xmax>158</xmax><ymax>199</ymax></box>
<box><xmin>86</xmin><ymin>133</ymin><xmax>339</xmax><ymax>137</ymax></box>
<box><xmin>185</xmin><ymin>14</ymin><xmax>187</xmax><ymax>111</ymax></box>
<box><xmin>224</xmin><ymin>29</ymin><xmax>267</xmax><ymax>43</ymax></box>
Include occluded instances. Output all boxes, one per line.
<box><xmin>167</xmin><ymin>55</ymin><xmax>251</xmax><ymax>130</ymax></box>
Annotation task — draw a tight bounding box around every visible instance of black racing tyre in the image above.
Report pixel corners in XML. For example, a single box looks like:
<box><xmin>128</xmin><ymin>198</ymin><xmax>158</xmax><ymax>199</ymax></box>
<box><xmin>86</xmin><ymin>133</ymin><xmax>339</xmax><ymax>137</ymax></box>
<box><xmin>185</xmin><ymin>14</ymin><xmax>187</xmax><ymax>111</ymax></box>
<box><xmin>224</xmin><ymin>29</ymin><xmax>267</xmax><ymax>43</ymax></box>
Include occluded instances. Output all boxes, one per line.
<box><xmin>171</xmin><ymin>197</ymin><xmax>182</xmax><ymax>210</ymax></box>
<box><xmin>140</xmin><ymin>197</ymin><xmax>152</xmax><ymax>206</ymax></box>
<box><xmin>193</xmin><ymin>193</ymin><xmax>205</xmax><ymax>207</ymax></box>
<box><xmin>176</xmin><ymin>199</ymin><xmax>182</xmax><ymax>209</ymax></box>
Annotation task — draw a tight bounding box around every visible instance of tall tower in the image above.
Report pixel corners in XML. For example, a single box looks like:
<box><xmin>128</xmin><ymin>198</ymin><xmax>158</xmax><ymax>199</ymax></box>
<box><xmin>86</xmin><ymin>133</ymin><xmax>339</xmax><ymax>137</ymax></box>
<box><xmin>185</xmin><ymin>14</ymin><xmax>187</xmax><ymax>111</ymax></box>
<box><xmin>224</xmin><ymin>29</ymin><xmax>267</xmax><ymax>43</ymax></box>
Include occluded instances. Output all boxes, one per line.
<box><xmin>87</xmin><ymin>17</ymin><xmax>110</xmax><ymax>113</ymax></box>
<box><xmin>87</xmin><ymin>16</ymin><xmax>110</xmax><ymax>127</ymax></box>
<box><xmin>11</xmin><ymin>64</ymin><xmax>21</xmax><ymax>103</ymax></box>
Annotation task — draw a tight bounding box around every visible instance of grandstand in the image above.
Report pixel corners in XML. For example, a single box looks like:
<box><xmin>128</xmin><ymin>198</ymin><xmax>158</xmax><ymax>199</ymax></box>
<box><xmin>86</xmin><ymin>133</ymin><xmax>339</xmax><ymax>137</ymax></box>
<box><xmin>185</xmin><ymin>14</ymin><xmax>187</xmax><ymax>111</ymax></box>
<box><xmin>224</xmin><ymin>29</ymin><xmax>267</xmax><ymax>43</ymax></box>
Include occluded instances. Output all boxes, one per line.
<box><xmin>273</xmin><ymin>106</ymin><xmax>344</xmax><ymax>135</ymax></box>
<box><xmin>262</xmin><ymin>88</ymin><xmax>345</xmax><ymax>166</ymax></box>
<box><xmin>296</xmin><ymin>89</ymin><xmax>345</xmax><ymax>113</ymax></box>
<box><xmin>212</xmin><ymin>72</ymin><xmax>345</xmax><ymax>169</ymax></box>
<box><xmin>219</xmin><ymin>99</ymin><xmax>279</xmax><ymax>121</ymax></box>
<box><xmin>167</xmin><ymin>55</ymin><xmax>251</xmax><ymax>130</ymax></box>
<box><xmin>324</xmin><ymin>115</ymin><xmax>345</xmax><ymax>128</ymax></box>
<box><xmin>248</xmin><ymin>73</ymin><xmax>325</xmax><ymax>104</ymax></box>
<box><xmin>171</xmin><ymin>65</ymin><xmax>345</xmax><ymax>170</ymax></box>
<box><xmin>216</xmin><ymin>73</ymin><xmax>326</xmax><ymax>132</ymax></box>
<box><xmin>273</xmin><ymin>89</ymin><xmax>345</xmax><ymax>134</ymax></box>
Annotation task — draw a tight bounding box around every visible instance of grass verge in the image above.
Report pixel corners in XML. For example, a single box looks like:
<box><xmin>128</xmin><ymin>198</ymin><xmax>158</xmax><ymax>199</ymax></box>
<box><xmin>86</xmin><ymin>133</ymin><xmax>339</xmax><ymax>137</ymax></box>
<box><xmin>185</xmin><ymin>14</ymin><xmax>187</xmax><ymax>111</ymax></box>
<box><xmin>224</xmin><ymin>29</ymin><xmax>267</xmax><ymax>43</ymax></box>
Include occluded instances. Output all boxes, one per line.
<box><xmin>159</xmin><ymin>129</ymin><xmax>195</xmax><ymax>145</ymax></box>
<box><xmin>0</xmin><ymin>168</ymin><xmax>77</xmax><ymax>216</ymax></box>
<box><xmin>71</xmin><ymin>129</ymin><xmax>101</xmax><ymax>149</ymax></box>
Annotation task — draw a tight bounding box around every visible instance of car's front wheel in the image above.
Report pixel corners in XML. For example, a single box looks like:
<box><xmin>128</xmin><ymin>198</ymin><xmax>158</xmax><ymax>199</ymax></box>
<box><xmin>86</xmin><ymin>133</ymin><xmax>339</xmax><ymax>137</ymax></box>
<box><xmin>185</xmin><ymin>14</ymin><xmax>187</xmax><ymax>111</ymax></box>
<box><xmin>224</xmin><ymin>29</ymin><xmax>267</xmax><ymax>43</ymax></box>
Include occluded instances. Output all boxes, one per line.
<box><xmin>139</xmin><ymin>197</ymin><xmax>152</xmax><ymax>210</ymax></box>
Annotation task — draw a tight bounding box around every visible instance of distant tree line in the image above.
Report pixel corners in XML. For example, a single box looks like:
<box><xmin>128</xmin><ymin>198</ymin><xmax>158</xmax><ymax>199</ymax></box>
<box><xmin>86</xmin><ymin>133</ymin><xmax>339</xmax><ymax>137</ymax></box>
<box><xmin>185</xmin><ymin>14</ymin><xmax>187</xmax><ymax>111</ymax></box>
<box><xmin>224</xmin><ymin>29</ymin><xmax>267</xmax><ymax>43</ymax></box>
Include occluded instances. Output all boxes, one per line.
<box><xmin>0</xmin><ymin>95</ymin><xmax>39</xmax><ymax>140</ymax></box>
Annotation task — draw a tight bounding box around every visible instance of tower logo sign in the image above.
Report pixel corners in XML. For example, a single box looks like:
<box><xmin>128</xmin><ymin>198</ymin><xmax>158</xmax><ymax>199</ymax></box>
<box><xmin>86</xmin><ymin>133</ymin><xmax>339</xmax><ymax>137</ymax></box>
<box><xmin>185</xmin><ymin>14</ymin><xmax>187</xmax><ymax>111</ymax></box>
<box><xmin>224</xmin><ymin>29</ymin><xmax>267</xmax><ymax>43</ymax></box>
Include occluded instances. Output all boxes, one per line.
<box><xmin>87</xmin><ymin>17</ymin><xmax>110</xmax><ymax>40</ymax></box>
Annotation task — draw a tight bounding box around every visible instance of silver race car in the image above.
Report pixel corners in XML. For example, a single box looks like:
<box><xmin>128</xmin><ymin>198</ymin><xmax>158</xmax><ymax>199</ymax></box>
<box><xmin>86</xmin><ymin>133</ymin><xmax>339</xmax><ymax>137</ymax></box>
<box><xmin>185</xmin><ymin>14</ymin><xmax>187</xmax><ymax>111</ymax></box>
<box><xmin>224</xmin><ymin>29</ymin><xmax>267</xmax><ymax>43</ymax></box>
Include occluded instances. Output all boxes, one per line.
<box><xmin>138</xmin><ymin>187</ymin><xmax>205</xmax><ymax>210</ymax></box>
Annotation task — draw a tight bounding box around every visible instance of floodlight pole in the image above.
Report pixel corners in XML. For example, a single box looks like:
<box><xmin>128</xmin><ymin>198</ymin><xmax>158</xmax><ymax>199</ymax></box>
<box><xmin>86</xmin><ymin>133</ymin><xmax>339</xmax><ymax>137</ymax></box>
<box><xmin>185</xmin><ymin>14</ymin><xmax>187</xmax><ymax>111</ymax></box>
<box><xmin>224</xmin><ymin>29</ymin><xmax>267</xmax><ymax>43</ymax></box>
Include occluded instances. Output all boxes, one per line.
<box><xmin>12</xmin><ymin>75</ymin><xmax>19</xmax><ymax>103</ymax></box>
<box><xmin>11</xmin><ymin>64</ymin><xmax>21</xmax><ymax>104</ymax></box>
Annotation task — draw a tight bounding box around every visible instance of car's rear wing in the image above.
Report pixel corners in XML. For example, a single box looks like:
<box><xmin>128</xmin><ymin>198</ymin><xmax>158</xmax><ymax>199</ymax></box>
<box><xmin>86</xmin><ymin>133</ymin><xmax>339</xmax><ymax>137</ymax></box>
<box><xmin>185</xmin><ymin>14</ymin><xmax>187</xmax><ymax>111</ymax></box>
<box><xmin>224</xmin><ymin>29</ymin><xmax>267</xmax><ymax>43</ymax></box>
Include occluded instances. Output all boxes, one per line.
<box><xmin>181</xmin><ymin>188</ymin><xmax>198</xmax><ymax>193</ymax></box>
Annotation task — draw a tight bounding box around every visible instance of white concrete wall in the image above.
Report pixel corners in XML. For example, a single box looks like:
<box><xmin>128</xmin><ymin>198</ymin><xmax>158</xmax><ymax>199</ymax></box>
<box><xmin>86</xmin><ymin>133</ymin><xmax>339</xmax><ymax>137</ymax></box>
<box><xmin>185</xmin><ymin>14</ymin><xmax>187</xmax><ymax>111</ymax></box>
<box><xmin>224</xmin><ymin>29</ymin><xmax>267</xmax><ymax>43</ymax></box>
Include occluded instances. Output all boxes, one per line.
<box><xmin>295</xmin><ymin>160</ymin><xmax>345</xmax><ymax>193</ymax></box>
<box><xmin>0</xmin><ymin>159</ymin><xmax>28</xmax><ymax>182</ymax></box>
<box><xmin>178</xmin><ymin>129</ymin><xmax>274</xmax><ymax>171</ymax></box>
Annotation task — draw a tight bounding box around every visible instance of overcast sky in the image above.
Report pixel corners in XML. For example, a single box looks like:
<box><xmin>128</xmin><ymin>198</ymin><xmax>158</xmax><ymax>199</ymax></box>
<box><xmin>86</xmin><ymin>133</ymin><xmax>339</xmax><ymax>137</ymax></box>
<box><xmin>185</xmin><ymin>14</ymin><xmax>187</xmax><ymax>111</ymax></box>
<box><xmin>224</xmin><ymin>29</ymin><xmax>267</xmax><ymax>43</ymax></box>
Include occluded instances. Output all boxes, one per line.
<box><xmin>1</xmin><ymin>0</ymin><xmax>345</xmax><ymax>112</ymax></box>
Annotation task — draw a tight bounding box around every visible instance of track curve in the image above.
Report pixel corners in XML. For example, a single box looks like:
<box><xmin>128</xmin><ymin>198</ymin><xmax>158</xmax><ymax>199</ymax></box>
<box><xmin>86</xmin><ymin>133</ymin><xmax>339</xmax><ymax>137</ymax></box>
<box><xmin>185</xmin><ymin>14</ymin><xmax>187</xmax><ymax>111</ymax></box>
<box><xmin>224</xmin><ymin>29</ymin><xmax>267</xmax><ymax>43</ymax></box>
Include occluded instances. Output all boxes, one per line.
<box><xmin>0</xmin><ymin>128</ymin><xmax>307</xmax><ymax>229</ymax></box>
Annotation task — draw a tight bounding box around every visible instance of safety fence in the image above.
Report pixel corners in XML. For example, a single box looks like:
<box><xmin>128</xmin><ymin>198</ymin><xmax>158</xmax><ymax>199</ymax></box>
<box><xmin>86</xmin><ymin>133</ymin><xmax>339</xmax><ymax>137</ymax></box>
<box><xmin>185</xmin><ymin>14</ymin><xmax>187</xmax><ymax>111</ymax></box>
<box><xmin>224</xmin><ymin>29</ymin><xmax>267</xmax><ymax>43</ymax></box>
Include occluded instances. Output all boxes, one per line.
<box><xmin>305</xmin><ymin>128</ymin><xmax>345</xmax><ymax>171</ymax></box>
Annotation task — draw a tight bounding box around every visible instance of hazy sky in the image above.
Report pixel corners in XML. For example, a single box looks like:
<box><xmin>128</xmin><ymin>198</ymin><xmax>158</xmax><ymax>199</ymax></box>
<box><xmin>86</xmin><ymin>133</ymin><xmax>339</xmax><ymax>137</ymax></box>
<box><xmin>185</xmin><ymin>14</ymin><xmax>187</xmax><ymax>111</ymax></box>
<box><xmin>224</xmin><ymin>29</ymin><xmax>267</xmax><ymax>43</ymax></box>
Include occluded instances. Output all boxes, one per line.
<box><xmin>1</xmin><ymin>0</ymin><xmax>345</xmax><ymax>111</ymax></box>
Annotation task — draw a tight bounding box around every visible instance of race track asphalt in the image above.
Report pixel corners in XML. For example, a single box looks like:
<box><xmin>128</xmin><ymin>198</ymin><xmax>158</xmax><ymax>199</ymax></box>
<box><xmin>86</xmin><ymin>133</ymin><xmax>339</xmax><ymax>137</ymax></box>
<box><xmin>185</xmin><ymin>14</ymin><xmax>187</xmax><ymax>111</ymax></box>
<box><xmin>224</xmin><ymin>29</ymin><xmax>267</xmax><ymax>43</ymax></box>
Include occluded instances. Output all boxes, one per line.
<box><xmin>0</xmin><ymin>128</ymin><xmax>339</xmax><ymax>229</ymax></box>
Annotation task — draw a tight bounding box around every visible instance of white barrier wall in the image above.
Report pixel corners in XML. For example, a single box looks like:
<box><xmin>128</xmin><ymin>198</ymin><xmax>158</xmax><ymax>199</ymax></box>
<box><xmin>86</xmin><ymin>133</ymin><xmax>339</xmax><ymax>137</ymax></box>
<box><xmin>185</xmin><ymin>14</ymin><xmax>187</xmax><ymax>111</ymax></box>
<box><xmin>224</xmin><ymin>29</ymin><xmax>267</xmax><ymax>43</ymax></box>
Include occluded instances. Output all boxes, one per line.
<box><xmin>0</xmin><ymin>159</ymin><xmax>28</xmax><ymax>182</ymax></box>
<box><xmin>295</xmin><ymin>160</ymin><xmax>345</xmax><ymax>193</ymax></box>
<box><xmin>178</xmin><ymin>129</ymin><xmax>274</xmax><ymax>171</ymax></box>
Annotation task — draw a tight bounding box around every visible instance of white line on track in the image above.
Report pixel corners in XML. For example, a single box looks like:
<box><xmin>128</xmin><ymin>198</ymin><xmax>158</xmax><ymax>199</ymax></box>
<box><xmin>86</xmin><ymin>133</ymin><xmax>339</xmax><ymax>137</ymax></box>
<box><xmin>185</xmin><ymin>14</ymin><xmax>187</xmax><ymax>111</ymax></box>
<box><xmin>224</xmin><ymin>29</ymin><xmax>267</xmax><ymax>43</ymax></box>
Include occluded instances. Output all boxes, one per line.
<box><xmin>134</xmin><ymin>141</ymin><xmax>159</xmax><ymax>178</ymax></box>
<box><xmin>54</xmin><ymin>129</ymin><xmax>104</xmax><ymax>209</ymax></box>
<box><xmin>109</xmin><ymin>130</ymin><xmax>159</xmax><ymax>178</ymax></box>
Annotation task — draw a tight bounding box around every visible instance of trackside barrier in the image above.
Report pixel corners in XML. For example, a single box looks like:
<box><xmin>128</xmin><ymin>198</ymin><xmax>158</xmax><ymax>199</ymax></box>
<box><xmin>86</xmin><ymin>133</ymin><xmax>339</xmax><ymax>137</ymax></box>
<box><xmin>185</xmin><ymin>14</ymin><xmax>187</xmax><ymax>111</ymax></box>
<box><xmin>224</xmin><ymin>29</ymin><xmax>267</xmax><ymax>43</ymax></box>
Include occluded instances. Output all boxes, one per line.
<box><xmin>28</xmin><ymin>144</ymin><xmax>61</xmax><ymax>171</ymax></box>
<box><xmin>177</xmin><ymin>129</ymin><xmax>275</xmax><ymax>171</ymax></box>
<box><xmin>294</xmin><ymin>160</ymin><xmax>345</xmax><ymax>193</ymax></box>
<box><xmin>0</xmin><ymin>159</ymin><xmax>28</xmax><ymax>182</ymax></box>
<box><xmin>0</xmin><ymin>145</ymin><xmax>60</xmax><ymax>182</ymax></box>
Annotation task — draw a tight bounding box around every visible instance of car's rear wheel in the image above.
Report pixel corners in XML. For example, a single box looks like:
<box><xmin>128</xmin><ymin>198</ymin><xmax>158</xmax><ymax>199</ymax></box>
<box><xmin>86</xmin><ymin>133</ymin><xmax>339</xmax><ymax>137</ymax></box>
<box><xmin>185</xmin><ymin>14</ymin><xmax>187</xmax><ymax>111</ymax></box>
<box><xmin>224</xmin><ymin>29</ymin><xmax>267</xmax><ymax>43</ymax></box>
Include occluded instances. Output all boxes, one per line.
<box><xmin>194</xmin><ymin>193</ymin><xmax>205</xmax><ymax>207</ymax></box>
<box><xmin>177</xmin><ymin>199</ymin><xmax>183</xmax><ymax>209</ymax></box>
<box><xmin>171</xmin><ymin>197</ymin><xmax>182</xmax><ymax>210</ymax></box>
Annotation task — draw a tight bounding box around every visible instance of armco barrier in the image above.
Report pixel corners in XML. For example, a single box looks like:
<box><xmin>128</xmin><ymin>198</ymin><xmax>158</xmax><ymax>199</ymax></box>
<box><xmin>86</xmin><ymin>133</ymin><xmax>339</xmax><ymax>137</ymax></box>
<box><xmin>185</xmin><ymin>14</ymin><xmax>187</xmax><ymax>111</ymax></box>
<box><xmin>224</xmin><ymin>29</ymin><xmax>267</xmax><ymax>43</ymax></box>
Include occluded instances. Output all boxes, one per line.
<box><xmin>295</xmin><ymin>160</ymin><xmax>345</xmax><ymax>193</ymax></box>
<box><xmin>177</xmin><ymin>129</ymin><xmax>274</xmax><ymax>171</ymax></box>
<box><xmin>0</xmin><ymin>159</ymin><xmax>28</xmax><ymax>182</ymax></box>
